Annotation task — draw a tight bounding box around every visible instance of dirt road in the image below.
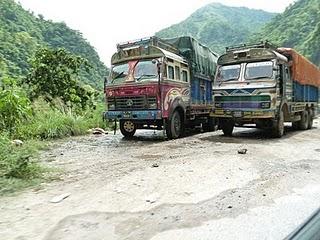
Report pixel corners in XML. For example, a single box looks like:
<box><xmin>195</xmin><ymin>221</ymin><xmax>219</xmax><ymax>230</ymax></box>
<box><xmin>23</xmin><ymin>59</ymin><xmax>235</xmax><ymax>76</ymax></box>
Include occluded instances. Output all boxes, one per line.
<box><xmin>1</xmin><ymin>121</ymin><xmax>320</xmax><ymax>240</ymax></box>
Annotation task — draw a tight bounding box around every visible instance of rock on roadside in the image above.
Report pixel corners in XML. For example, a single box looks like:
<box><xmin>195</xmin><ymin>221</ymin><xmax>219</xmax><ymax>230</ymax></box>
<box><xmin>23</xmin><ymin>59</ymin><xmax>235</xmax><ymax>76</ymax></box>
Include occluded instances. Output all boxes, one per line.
<box><xmin>49</xmin><ymin>193</ymin><xmax>70</xmax><ymax>203</ymax></box>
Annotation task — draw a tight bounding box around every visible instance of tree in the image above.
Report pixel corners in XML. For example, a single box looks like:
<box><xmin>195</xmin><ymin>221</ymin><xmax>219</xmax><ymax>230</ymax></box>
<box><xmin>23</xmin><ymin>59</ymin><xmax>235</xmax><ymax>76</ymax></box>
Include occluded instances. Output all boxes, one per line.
<box><xmin>0</xmin><ymin>78</ymin><xmax>31</xmax><ymax>134</ymax></box>
<box><xmin>25</xmin><ymin>48</ymin><xmax>95</xmax><ymax>110</ymax></box>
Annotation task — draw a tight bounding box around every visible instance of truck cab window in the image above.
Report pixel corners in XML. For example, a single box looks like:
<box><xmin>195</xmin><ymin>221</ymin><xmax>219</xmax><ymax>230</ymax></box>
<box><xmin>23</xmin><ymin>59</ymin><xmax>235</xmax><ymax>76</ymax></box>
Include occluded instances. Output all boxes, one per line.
<box><xmin>217</xmin><ymin>64</ymin><xmax>241</xmax><ymax>82</ymax></box>
<box><xmin>134</xmin><ymin>60</ymin><xmax>157</xmax><ymax>81</ymax></box>
<box><xmin>168</xmin><ymin>65</ymin><xmax>174</xmax><ymax>79</ymax></box>
<box><xmin>182</xmin><ymin>70</ymin><xmax>188</xmax><ymax>82</ymax></box>
<box><xmin>285</xmin><ymin>66</ymin><xmax>290</xmax><ymax>81</ymax></box>
<box><xmin>111</xmin><ymin>63</ymin><xmax>129</xmax><ymax>83</ymax></box>
<box><xmin>245</xmin><ymin>61</ymin><xmax>273</xmax><ymax>80</ymax></box>
<box><xmin>175</xmin><ymin>66</ymin><xmax>181</xmax><ymax>80</ymax></box>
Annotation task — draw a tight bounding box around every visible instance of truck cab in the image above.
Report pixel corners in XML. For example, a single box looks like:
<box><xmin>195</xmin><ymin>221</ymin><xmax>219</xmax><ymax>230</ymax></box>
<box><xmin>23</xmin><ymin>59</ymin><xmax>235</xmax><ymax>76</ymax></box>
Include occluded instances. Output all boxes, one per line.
<box><xmin>211</xmin><ymin>42</ymin><xmax>319</xmax><ymax>137</ymax></box>
<box><xmin>105</xmin><ymin>37</ymin><xmax>218</xmax><ymax>139</ymax></box>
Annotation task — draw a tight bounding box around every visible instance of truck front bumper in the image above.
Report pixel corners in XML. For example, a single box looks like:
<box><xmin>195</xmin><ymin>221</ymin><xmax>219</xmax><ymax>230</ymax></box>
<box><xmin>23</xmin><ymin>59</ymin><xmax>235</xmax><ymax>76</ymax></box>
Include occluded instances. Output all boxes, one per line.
<box><xmin>104</xmin><ymin>110</ymin><xmax>162</xmax><ymax>120</ymax></box>
<box><xmin>210</xmin><ymin>109</ymin><xmax>276</xmax><ymax>119</ymax></box>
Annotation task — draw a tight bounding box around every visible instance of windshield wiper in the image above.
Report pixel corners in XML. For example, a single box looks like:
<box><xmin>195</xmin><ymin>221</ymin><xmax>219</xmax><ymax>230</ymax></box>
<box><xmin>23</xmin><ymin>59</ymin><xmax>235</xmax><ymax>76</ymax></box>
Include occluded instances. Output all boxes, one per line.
<box><xmin>224</xmin><ymin>78</ymin><xmax>239</xmax><ymax>82</ymax></box>
<box><xmin>219</xmin><ymin>78</ymin><xmax>238</xmax><ymax>84</ymax></box>
<box><xmin>136</xmin><ymin>74</ymin><xmax>157</xmax><ymax>81</ymax></box>
<box><xmin>111</xmin><ymin>71</ymin><xmax>125</xmax><ymax>83</ymax></box>
<box><xmin>247</xmin><ymin>76</ymin><xmax>270</xmax><ymax>80</ymax></box>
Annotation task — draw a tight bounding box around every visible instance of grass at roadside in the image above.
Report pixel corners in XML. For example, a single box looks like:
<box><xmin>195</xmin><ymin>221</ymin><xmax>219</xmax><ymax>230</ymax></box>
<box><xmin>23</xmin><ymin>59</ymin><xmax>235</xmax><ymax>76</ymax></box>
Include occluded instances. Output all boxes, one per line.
<box><xmin>15</xmin><ymin>102</ymin><xmax>107</xmax><ymax>140</ymax></box>
<box><xmin>0</xmin><ymin>102</ymin><xmax>108</xmax><ymax>196</ymax></box>
<box><xmin>0</xmin><ymin>136</ymin><xmax>46</xmax><ymax>196</ymax></box>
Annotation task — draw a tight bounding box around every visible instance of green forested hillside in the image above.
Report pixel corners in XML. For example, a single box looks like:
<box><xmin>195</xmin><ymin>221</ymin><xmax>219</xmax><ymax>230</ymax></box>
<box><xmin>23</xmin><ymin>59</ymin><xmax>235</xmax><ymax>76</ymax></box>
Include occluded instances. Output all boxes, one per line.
<box><xmin>156</xmin><ymin>3</ymin><xmax>276</xmax><ymax>54</ymax></box>
<box><xmin>0</xmin><ymin>0</ymin><xmax>107</xmax><ymax>87</ymax></box>
<box><xmin>254</xmin><ymin>0</ymin><xmax>320</xmax><ymax>66</ymax></box>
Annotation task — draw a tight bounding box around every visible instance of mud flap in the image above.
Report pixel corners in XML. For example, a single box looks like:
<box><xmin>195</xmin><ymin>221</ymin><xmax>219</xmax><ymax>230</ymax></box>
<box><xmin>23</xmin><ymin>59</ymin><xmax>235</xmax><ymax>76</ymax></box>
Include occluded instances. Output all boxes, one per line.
<box><xmin>114</xmin><ymin>119</ymin><xmax>117</xmax><ymax>135</ymax></box>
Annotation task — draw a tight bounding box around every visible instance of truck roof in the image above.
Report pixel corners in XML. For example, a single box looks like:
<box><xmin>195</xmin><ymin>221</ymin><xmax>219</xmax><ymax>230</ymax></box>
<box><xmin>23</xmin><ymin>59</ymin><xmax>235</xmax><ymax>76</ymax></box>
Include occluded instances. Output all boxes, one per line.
<box><xmin>218</xmin><ymin>41</ymin><xmax>288</xmax><ymax>65</ymax></box>
<box><xmin>112</xmin><ymin>36</ymin><xmax>218</xmax><ymax>79</ymax></box>
<box><xmin>219</xmin><ymin>42</ymin><xmax>320</xmax><ymax>88</ymax></box>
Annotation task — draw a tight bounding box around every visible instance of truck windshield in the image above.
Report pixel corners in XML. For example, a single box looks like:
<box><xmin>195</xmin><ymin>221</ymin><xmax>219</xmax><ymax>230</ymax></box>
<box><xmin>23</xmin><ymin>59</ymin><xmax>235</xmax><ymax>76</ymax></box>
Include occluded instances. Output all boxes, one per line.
<box><xmin>111</xmin><ymin>63</ymin><xmax>129</xmax><ymax>84</ymax></box>
<box><xmin>134</xmin><ymin>60</ymin><xmax>157</xmax><ymax>81</ymax></box>
<box><xmin>111</xmin><ymin>59</ymin><xmax>157</xmax><ymax>84</ymax></box>
<box><xmin>245</xmin><ymin>61</ymin><xmax>273</xmax><ymax>80</ymax></box>
<box><xmin>217</xmin><ymin>65</ymin><xmax>241</xmax><ymax>82</ymax></box>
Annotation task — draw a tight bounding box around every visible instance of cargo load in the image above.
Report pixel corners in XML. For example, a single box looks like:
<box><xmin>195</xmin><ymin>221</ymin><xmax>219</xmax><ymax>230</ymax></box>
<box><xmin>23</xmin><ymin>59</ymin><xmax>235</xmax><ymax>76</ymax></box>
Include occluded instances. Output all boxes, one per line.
<box><xmin>277</xmin><ymin>48</ymin><xmax>320</xmax><ymax>88</ymax></box>
<box><xmin>162</xmin><ymin>36</ymin><xmax>218</xmax><ymax>79</ymax></box>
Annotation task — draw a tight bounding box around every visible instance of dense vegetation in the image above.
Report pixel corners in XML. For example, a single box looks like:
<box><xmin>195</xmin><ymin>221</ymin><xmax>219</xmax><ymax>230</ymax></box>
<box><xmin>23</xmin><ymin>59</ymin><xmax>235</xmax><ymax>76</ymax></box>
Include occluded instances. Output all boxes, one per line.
<box><xmin>0</xmin><ymin>49</ymin><xmax>108</xmax><ymax>195</ymax></box>
<box><xmin>0</xmin><ymin>0</ymin><xmax>107</xmax><ymax>87</ymax></box>
<box><xmin>156</xmin><ymin>3</ymin><xmax>276</xmax><ymax>54</ymax></box>
<box><xmin>0</xmin><ymin>0</ymin><xmax>109</xmax><ymax>194</ymax></box>
<box><xmin>254</xmin><ymin>0</ymin><xmax>320</xmax><ymax>66</ymax></box>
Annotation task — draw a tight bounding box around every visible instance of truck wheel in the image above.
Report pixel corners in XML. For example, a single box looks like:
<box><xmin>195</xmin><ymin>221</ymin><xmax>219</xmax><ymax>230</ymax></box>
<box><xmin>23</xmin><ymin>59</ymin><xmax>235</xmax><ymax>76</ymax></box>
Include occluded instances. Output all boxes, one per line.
<box><xmin>307</xmin><ymin>109</ymin><xmax>314</xmax><ymax>129</ymax></box>
<box><xmin>298</xmin><ymin>110</ymin><xmax>309</xmax><ymax>130</ymax></box>
<box><xmin>272</xmin><ymin>109</ymin><xmax>284</xmax><ymax>138</ymax></box>
<box><xmin>166</xmin><ymin>110</ymin><xmax>184</xmax><ymax>139</ymax></box>
<box><xmin>120</xmin><ymin>120</ymin><xmax>136</xmax><ymax>138</ymax></box>
<box><xmin>221</xmin><ymin>120</ymin><xmax>234</xmax><ymax>137</ymax></box>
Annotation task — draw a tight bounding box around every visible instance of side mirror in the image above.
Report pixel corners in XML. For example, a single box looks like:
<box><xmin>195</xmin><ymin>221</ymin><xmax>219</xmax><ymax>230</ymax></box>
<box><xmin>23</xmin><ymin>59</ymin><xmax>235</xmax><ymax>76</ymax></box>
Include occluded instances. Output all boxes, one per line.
<box><xmin>152</xmin><ymin>59</ymin><xmax>162</xmax><ymax>75</ymax></box>
<box><xmin>273</xmin><ymin>66</ymin><xmax>280</xmax><ymax>80</ymax></box>
<box><xmin>104</xmin><ymin>76</ymin><xmax>109</xmax><ymax>86</ymax></box>
<box><xmin>182</xmin><ymin>49</ymin><xmax>191</xmax><ymax>59</ymax></box>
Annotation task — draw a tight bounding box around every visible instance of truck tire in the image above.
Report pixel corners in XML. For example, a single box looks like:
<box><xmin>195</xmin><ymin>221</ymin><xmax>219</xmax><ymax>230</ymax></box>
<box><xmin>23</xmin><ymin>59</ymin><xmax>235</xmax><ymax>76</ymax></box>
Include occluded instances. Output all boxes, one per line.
<box><xmin>166</xmin><ymin>110</ymin><xmax>184</xmax><ymax>139</ymax></box>
<box><xmin>120</xmin><ymin>120</ymin><xmax>136</xmax><ymax>138</ymax></box>
<box><xmin>220</xmin><ymin>120</ymin><xmax>234</xmax><ymax>137</ymax></box>
<box><xmin>298</xmin><ymin>110</ymin><xmax>309</xmax><ymax>130</ymax></box>
<box><xmin>272</xmin><ymin>109</ymin><xmax>284</xmax><ymax>138</ymax></box>
<box><xmin>307</xmin><ymin>109</ymin><xmax>314</xmax><ymax>129</ymax></box>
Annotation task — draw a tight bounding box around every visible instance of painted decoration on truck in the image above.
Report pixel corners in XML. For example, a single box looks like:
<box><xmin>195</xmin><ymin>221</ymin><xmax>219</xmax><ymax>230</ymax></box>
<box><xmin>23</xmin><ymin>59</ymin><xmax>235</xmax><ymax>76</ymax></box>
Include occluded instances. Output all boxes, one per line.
<box><xmin>163</xmin><ymin>87</ymin><xmax>190</xmax><ymax>111</ymax></box>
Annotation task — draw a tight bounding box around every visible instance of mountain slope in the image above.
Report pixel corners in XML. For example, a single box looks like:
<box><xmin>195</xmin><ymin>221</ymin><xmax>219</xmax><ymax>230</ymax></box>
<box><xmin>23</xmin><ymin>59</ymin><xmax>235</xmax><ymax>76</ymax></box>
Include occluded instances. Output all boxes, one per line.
<box><xmin>254</xmin><ymin>0</ymin><xmax>320</xmax><ymax>66</ymax></box>
<box><xmin>156</xmin><ymin>3</ymin><xmax>276</xmax><ymax>54</ymax></box>
<box><xmin>0</xmin><ymin>0</ymin><xmax>107</xmax><ymax>87</ymax></box>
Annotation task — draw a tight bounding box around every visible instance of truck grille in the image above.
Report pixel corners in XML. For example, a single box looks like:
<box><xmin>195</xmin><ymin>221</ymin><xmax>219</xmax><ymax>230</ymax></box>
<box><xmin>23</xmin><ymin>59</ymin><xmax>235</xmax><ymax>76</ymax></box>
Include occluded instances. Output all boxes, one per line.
<box><xmin>147</xmin><ymin>97</ymin><xmax>157</xmax><ymax>109</ymax></box>
<box><xmin>214</xmin><ymin>95</ymin><xmax>271</xmax><ymax>109</ymax></box>
<box><xmin>108</xmin><ymin>96</ymin><xmax>157</xmax><ymax>110</ymax></box>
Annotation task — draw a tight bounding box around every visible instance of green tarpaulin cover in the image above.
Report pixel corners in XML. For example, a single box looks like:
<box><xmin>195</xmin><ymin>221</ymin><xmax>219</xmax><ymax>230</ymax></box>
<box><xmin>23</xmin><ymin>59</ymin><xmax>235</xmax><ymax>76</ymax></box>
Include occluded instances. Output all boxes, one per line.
<box><xmin>162</xmin><ymin>36</ymin><xmax>218</xmax><ymax>79</ymax></box>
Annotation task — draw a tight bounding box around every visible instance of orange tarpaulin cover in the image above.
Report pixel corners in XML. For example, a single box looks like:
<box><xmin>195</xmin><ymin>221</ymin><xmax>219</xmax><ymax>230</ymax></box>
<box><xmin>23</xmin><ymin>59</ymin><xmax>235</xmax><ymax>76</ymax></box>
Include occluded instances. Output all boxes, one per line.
<box><xmin>277</xmin><ymin>48</ymin><xmax>320</xmax><ymax>87</ymax></box>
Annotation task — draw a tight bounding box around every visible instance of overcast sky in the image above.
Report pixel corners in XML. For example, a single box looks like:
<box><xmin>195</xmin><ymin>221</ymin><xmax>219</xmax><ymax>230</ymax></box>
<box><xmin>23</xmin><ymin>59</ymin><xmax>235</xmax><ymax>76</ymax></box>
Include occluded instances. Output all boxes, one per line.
<box><xmin>17</xmin><ymin>0</ymin><xmax>295</xmax><ymax>66</ymax></box>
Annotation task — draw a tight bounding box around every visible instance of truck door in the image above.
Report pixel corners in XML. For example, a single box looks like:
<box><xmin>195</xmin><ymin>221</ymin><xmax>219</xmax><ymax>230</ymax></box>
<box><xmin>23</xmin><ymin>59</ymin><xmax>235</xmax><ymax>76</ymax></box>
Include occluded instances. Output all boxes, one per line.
<box><xmin>279</xmin><ymin>64</ymin><xmax>292</xmax><ymax>100</ymax></box>
<box><xmin>284</xmin><ymin>66</ymin><xmax>293</xmax><ymax>101</ymax></box>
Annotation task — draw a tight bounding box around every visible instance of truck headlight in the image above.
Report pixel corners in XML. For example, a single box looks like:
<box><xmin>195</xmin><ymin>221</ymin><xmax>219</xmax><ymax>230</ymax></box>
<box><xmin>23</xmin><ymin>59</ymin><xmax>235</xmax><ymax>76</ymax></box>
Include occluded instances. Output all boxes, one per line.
<box><xmin>149</xmin><ymin>103</ymin><xmax>157</xmax><ymax>109</ymax></box>
<box><xmin>215</xmin><ymin>102</ymin><xmax>222</xmax><ymax>108</ymax></box>
<box><xmin>108</xmin><ymin>103</ymin><xmax>115</xmax><ymax>110</ymax></box>
<box><xmin>261</xmin><ymin>102</ymin><xmax>271</xmax><ymax>109</ymax></box>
